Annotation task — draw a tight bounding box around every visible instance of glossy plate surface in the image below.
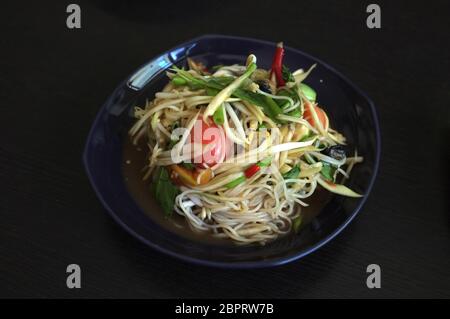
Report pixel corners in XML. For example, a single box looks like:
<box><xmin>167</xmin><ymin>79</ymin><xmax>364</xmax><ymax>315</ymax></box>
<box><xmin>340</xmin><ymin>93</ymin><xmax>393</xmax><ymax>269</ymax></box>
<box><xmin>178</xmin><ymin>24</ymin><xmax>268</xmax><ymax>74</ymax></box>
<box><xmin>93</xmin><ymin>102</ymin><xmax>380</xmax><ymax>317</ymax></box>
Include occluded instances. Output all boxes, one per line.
<box><xmin>83</xmin><ymin>35</ymin><xmax>380</xmax><ymax>268</ymax></box>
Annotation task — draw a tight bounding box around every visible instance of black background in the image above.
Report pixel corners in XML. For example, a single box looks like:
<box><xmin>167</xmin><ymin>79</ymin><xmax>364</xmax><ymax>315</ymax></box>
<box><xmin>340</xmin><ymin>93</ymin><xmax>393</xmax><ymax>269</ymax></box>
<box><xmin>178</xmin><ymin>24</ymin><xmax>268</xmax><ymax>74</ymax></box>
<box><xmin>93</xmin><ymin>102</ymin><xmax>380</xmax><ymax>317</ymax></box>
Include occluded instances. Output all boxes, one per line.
<box><xmin>1</xmin><ymin>0</ymin><xmax>449</xmax><ymax>298</ymax></box>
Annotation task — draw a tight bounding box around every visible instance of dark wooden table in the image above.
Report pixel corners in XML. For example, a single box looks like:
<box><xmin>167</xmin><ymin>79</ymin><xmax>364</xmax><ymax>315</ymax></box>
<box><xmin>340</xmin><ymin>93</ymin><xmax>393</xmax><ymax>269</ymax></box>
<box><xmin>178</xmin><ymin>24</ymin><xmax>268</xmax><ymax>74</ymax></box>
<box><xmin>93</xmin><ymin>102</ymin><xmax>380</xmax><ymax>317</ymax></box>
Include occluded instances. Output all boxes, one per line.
<box><xmin>1</xmin><ymin>0</ymin><xmax>449</xmax><ymax>298</ymax></box>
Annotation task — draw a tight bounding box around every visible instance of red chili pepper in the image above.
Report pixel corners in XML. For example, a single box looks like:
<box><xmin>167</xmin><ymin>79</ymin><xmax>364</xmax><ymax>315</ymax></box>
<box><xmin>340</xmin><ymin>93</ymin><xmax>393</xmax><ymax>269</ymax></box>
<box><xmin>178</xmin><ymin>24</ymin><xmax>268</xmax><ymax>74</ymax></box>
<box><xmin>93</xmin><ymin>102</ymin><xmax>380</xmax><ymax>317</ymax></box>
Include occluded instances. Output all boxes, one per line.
<box><xmin>244</xmin><ymin>164</ymin><xmax>261</xmax><ymax>178</ymax></box>
<box><xmin>270</xmin><ymin>42</ymin><xmax>285</xmax><ymax>87</ymax></box>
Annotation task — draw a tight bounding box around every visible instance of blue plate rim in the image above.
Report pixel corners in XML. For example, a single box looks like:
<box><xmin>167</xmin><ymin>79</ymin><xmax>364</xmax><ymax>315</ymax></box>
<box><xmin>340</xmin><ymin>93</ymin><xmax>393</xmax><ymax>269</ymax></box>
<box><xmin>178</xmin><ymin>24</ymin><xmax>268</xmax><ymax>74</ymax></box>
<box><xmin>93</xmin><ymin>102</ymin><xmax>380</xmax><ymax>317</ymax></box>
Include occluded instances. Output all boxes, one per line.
<box><xmin>83</xmin><ymin>34</ymin><xmax>381</xmax><ymax>269</ymax></box>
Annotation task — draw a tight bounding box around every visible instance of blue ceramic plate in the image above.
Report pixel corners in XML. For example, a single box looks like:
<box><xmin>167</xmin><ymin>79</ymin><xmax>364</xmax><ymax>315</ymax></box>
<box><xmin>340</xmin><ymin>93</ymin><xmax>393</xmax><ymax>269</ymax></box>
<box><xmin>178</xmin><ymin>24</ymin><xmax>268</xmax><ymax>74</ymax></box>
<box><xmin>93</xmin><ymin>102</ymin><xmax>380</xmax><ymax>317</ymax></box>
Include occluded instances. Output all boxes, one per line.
<box><xmin>83</xmin><ymin>35</ymin><xmax>380</xmax><ymax>268</ymax></box>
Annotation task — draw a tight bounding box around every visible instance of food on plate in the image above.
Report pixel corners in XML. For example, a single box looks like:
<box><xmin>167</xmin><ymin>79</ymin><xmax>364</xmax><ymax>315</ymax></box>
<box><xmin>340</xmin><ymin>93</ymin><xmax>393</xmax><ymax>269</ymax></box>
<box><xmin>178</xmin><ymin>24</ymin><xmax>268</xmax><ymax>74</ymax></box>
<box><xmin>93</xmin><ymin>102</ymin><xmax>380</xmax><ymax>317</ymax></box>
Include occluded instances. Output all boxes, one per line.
<box><xmin>128</xmin><ymin>42</ymin><xmax>363</xmax><ymax>244</ymax></box>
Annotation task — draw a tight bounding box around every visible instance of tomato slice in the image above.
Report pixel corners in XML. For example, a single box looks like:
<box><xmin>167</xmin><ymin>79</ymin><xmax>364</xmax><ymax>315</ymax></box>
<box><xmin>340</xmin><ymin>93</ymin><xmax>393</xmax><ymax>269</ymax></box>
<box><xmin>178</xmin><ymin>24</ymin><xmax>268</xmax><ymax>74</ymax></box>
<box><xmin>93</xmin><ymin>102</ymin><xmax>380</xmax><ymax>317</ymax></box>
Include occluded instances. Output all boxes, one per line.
<box><xmin>189</xmin><ymin>117</ymin><xmax>230</xmax><ymax>166</ymax></box>
<box><xmin>303</xmin><ymin>105</ymin><xmax>329</xmax><ymax>130</ymax></box>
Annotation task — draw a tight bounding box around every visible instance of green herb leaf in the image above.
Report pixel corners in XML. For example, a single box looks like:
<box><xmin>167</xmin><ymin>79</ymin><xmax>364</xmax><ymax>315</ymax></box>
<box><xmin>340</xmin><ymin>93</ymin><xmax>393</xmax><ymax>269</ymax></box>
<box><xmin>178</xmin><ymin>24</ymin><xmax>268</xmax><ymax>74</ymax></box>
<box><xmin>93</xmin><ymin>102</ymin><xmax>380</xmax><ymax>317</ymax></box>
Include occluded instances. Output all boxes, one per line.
<box><xmin>232</xmin><ymin>88</ymin><xmax>284</xmax><ymax>123</ymax></box>
<box><xmin>208</xmin><ymin>76</ymin><xmax>234</xmax><ymax>87</ymax></box>
<box><xmin>287</xmin><ymin>108</ymin><xmax>301</xmax><ymax>118</ymax></box>
<box><xmin>276</xmin><ymin>86</ymin><xmax>303</xmax><ymax>118</ymax></box>
<box><xmin>320</xmin><ymin>162</ymin><xmax>336</xmax><ymax>182</ymax></box>
<box><xmin>282</xmin><ymin>64</ymin><xmax>295</xmax><ymax>83</ymax></box>
<box><xmin>259</xmin><ymin>95</ymin><xmax>284</xmax><ymax>123</ymax></box>
<box><xmin>150</xmin><ymin>167</ymin><xmax>179</xmax><ymax>217</ymax></box>
<box><xmin>277</xmin><ymin>87</ymin><xmax>297</xmax><ymax>100</ymax></box>
<box><xmin>213</xmin><ymin>104</ymin><xmax>225</xmax><ymax>125</ymax></box>
<box><xmin>282</xmin><ymin>165</ymin><xmax>301</xmax><ymax>179</ymax></box>
<box><xmin>206</xmin><ymin>87</ymin><xmax>219</xmax><ymax>96</ymax></box>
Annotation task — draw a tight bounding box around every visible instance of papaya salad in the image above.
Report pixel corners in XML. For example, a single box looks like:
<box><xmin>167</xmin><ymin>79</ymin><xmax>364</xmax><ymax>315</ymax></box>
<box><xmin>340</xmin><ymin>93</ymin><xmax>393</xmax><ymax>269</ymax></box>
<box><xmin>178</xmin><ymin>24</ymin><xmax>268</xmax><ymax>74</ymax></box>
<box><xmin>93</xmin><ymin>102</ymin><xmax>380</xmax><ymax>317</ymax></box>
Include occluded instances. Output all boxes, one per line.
<box><xmin>129</xmin><ymin>42</ymin><xmax>363</xmax><ymax>245</ymax></box>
